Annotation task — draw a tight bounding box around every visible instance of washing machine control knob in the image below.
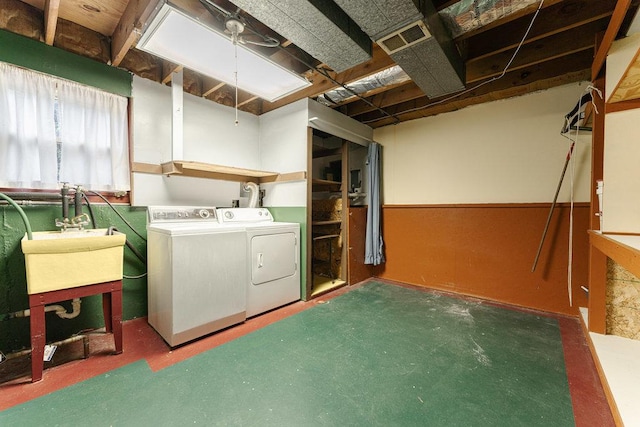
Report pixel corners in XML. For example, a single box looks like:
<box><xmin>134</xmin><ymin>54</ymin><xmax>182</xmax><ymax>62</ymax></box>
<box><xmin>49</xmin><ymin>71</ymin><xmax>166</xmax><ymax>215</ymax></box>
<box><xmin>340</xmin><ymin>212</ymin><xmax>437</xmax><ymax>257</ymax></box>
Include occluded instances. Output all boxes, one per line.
<box><xmin>198</xmin><ymin>209</ymin><xmax>210</xmax><ymax>219</ymax></box>
<box><xmin>225</xmin><ymin>211</ymin><xmax>234</xmax><ymax>219</ymax></box>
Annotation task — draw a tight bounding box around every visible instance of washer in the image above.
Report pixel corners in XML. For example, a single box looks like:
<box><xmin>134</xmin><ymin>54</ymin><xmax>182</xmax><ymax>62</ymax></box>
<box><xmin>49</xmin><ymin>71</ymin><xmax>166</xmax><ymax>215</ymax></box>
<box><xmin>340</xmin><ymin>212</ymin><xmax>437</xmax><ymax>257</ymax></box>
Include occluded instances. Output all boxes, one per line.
<box><xmin>217</xmin><ymin>208</ymin><xmax>300</xmax><ymax>318</ymax></box>
<box><xmin>146</xmin><ymin>206</ymin><xmax>247</xmax><ymax>346</ymax></box>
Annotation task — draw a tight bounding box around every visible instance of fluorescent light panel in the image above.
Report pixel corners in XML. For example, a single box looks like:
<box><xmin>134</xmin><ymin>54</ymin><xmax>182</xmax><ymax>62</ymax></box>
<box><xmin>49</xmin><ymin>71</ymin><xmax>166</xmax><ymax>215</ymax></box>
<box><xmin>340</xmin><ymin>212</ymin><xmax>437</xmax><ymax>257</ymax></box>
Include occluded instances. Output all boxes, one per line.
<box><xmin>137</xmin><ymin>4</ymin><xmax>311</xmax><ymax>102</ymax></box>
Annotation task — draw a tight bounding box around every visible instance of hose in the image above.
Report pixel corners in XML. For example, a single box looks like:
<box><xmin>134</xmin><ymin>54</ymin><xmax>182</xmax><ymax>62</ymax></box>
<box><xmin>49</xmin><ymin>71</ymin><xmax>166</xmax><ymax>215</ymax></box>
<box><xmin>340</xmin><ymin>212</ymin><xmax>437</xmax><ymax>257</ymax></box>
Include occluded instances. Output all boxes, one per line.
<box><xmin>88</xmin><ymin>191</ymin><xmax>146</xmax><ymax>242</ymax></box>
<box><xmin>0</xmin><ymin>192</ymin><xmax>33</xmax><ymax>239</ymax></box>
<box><xmin>243</xmin><ymin>182</ymin><xmax>260</xmax><ymax>208</ymax></box>
<box><xmin>82</xmin><ymin>193</ymin><xmax>97</xmax><ymax>229</ymax></box>
<box><xmin>87</xmin><ymin>194</ymin><xmax>147</xmax><ymax>273</ymax></box>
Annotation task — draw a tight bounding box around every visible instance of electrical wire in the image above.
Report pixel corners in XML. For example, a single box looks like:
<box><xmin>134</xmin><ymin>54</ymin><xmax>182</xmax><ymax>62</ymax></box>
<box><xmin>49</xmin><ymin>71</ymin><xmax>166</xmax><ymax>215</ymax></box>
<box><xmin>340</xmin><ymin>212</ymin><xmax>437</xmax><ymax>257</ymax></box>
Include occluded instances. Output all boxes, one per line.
<box><xmin>362</xmin><ymin>0</ymin><xmax>546</xmax><ymax>124</ymax></box>
<box><xmin>87</xmin><ymin>191</ymin><xmax>146</xmax><ymax>242</ymax></box>
<box><xmin>234</xmin><ymin>29</ymin><xmax>240</xmax><ymax>126</ymax></box>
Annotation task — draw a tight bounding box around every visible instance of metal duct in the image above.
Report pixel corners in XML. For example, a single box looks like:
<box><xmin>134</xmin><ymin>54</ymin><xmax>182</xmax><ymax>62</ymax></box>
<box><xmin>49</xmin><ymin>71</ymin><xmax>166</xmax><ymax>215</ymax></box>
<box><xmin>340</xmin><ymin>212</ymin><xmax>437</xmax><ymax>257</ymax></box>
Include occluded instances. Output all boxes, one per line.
<box><xmin>317</xmin><ymin>65</ymin><xmax>410</xmax><ymax>106</ymax></box>
<box><xmin>334</xmin><ymin>0</ymin><xmax>465</xmax><ymax>98</ymax></box>
<box><xmin>228</xmin><ymin>0</ymin><xmax>372</xmax><ymax>73</ymax></box>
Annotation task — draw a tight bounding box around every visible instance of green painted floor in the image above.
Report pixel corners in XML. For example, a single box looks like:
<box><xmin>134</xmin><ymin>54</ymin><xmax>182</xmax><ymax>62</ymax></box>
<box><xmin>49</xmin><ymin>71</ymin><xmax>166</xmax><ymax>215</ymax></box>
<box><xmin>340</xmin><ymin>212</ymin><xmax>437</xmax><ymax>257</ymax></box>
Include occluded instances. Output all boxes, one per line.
<box><xmin>1</xmin><ymin>282</ymin><xmax>574</xmax><ymax>426</ymax></box>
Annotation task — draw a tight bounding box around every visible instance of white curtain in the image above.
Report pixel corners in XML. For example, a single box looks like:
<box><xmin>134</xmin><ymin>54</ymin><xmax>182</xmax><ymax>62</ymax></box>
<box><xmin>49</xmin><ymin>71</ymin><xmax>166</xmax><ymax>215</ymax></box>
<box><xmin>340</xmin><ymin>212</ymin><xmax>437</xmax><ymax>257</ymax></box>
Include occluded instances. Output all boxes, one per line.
<box><xmin>0</xmin><ymin>62</ymin><xmax>58</xmax><ymax>188</ymax></box>
<box><xmin>57</xmin><ymin>81</ymin><xmax>130</xmax><ymax>191</ymax></box>
<box><xmin>0</xmin><ymin>62</ymin><xmax>130</xmax><ymax>191</ymax></box>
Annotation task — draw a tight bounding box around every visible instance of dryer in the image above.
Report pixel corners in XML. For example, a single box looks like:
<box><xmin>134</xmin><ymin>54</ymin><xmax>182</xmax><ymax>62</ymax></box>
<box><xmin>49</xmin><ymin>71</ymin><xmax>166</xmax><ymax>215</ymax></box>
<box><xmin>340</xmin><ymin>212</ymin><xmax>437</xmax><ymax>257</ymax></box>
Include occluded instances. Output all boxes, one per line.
<box><xmin>147</xmin><ymin>206</ymin><xmax>247</xmax><ymax>346</ymax></box>
<box><xmin>217</xmin><ymin>208</ymin><xmax>300</xmax><ymax>317</ymax></box>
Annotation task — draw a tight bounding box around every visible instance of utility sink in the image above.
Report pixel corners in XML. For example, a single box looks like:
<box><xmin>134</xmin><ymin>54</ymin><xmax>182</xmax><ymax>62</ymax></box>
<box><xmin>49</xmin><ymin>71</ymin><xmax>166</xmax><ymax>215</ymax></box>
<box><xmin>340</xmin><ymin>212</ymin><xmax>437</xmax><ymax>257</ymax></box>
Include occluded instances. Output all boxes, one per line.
<box><xmin>21</xmin><ymin>229</ymin><xmax>126</xmax><ymax>294</ymax></box>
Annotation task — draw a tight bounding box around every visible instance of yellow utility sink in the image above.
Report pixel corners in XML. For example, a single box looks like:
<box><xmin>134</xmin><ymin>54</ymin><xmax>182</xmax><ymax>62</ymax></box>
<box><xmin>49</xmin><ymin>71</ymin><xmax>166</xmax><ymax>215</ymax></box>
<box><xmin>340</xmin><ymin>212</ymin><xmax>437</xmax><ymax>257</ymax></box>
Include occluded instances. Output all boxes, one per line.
<box><xmin>21</xmin><ymin>229</ymin><xmax>126</xmax><ymax>294</ymax></box>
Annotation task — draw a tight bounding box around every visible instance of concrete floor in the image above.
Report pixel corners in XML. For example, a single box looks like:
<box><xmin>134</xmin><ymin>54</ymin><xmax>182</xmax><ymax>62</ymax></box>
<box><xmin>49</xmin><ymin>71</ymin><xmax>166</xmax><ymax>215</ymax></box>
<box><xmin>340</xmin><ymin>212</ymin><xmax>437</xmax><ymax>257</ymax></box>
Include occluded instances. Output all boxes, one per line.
<box><xmin>0</xmin><ymin>280</ymin><xmax>613</xmax><ymax>426</ymax></box>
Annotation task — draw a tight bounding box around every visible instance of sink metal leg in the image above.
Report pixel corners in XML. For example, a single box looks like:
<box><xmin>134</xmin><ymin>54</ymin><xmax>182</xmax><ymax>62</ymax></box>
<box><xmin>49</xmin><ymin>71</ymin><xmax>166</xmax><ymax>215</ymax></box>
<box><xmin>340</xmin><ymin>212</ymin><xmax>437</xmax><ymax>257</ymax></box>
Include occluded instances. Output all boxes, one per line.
<box><xmin>103</xmin><ymin>288</ymin><xmax>123</xmax><ymax>354</ymax></box>
<box><xmin>28</xmin><ymin>298</ymin><xmax>46</xmax><ymax>382</ymax></box>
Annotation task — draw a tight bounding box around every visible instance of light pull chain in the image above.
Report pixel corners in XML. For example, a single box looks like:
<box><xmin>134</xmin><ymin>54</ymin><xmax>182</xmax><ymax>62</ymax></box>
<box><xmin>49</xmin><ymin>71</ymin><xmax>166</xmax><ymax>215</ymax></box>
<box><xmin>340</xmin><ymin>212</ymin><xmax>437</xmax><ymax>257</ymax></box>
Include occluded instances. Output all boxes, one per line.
<box><xmin>234</xmin><ymin>40</ymin><xmax>239</xmax><ymax>126</ymax></box>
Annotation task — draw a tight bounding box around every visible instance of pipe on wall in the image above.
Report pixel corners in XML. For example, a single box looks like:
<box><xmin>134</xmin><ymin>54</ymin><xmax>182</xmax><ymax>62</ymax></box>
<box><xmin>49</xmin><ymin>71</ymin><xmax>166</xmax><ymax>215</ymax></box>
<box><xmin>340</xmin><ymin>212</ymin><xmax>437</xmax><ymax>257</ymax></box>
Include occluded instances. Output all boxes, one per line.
<box><xmin>6</xmin><ymin>298</ymin><xmax>82</xmax><ymax>320</ymax></box>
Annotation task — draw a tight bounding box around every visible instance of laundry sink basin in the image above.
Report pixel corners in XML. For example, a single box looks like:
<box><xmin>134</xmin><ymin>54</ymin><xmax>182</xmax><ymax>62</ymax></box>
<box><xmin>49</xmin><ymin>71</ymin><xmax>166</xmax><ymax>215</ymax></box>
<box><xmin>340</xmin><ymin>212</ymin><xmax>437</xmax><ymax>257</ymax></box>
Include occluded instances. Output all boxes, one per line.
<box><xmin>21</xmin><ymin>229</ymin><xmax>126</xmax><ymax>294</ymax></box>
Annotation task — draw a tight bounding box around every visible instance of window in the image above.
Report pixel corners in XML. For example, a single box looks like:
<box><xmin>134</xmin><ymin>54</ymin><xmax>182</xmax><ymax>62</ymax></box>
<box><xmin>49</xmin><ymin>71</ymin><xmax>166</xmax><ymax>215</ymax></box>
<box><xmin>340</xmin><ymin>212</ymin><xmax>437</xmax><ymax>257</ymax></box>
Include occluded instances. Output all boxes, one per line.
<box><xmin>0</xmin><ymin>62</ymin><xmax>130</xmax><ymax>192</ymax></box>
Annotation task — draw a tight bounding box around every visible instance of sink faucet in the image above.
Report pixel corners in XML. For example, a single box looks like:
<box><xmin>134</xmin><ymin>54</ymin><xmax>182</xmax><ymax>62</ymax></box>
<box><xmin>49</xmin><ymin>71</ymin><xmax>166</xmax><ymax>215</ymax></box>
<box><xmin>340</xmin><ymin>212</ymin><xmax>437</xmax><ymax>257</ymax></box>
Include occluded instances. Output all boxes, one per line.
<box><xmin>55</xmin><ymin>213</ymin><xmax>90</xmax><ymax>231</ymax></box>
<box><xmin>60</xmin><ymin>182</ymin><xmax>70</xmax><ymax>220</ymax></box>
<box><xmin>74</xmin><ymin>185</ymin><xmax>84</xmax><ymax>217</ymax></box>
<box><xmin>55</xmin><ymin>184</ymin><xmax>89</xmax><ymax>231</ymax></box>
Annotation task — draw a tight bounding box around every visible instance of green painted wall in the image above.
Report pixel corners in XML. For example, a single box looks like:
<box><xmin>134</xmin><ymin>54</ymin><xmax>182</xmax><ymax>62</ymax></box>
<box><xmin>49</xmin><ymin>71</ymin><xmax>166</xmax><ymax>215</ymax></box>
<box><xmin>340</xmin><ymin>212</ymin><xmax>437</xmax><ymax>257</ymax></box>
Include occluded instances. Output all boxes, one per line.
<box><xmin>0</xmin><ymin>204</ymin><xmax>147</xmax><ymax>353</ymax></box>
<box><xmin>268</xmin><ymin>207</ymin><xmax>308</xmax><ymax>300</ymax></box>
<box><xmin>0</xmin><ymin>30</ymin><xmax>131</xmax><ymax>96</ymax></box>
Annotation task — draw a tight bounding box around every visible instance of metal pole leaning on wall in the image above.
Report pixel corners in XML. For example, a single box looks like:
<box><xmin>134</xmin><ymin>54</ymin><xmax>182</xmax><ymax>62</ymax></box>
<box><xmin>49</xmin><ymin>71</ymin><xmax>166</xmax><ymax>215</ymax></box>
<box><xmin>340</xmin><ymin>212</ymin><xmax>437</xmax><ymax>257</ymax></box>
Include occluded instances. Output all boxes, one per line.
<box><xmin>531</xmin><ymin>141</ymin><xmax>575</xmax><ymax>272</ymax></box>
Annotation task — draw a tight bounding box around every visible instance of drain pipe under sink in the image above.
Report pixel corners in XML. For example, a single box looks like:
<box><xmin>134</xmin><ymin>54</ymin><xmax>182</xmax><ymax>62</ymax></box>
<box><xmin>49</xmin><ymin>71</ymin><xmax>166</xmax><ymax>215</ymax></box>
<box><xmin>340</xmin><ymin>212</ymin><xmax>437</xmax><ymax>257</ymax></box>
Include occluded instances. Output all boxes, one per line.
<box><xmin>7</xmin><ymin>298</ymin><xmax>82</xmax><ymax>320</ymax></box>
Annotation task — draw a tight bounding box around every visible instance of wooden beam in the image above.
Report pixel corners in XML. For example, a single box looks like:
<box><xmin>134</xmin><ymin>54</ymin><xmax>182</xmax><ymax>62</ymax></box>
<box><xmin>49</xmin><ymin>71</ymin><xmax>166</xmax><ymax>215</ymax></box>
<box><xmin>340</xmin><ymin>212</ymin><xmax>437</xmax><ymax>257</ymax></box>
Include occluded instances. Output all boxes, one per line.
<box><xmin>466</xmin><ymin>0</ymin><xmax>617</xmax><ymax>60</ymax></box>
<box><xmin>467</xmin><ymin>19</ymin><xmax>605</xmax><ymax>83</ymax></box>
<box><xmin>43</xmin><ymin>0</ymin><xmax>60</xmax><ymax>45</ymax></box>
<box><xmin>344</xmin><ymin>81</ymin><xmax>423</xmax><ymax>118</ymax></box>
<box><xmin>131</xmin><ymin>162</ymin><xmax>163</xmax><ymax>174</ymax></box>
<box><xmin>111</xmin><ymin>0</ymin><xmax>161</xmax><ymax>66</ymax></box>
<box><xmin>262</xmin><ymin>44</ymin><xmax>394</xmax><ymax>113</ymax></box>
<box><xmin>606</xmin><ymin>98</ymin><xmax>640</xmax><ymax>113</ymax></box>
<box><xmin>161</xmin><ymin>62</ymin><xmax>183</xmax><ymax>85</ymax></box>
<box><xmin>360</xmin><ymin>50</ymin><xmax>593</xmax><ymax>127</ymax></box>
<box><xmin>203</xmin><ymin>81</ymin><xmax>226</xmax><ymax>98</ymax></box>
<box><xmin>592</xmin><ymin>0</ymin><xmax>633</xmax><ymax>80</ymax></box>
<box><xmin>237</xmin><ymin>95</ymin><xmax>259</xmax><ymax>108</ymax></box>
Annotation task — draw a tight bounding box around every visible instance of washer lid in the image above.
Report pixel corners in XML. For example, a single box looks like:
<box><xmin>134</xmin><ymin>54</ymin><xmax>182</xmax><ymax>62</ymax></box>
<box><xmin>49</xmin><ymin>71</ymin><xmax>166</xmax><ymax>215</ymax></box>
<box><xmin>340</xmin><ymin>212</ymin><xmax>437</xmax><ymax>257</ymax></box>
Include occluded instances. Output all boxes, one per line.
<box><xmin>147</xmin><ymin>222</ymin><xmax>244</xmax><ymax>235</ymax></box>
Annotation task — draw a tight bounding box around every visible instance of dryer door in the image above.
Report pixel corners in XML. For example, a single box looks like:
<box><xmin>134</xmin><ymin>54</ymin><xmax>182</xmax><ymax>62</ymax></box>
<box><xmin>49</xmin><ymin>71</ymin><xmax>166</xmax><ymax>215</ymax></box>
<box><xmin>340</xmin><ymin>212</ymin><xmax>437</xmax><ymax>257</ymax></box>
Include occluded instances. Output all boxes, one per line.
<box><xmin>251</xmin><ymin>232</ymin><xmax>297</xmax><ymax>285</ymax></box>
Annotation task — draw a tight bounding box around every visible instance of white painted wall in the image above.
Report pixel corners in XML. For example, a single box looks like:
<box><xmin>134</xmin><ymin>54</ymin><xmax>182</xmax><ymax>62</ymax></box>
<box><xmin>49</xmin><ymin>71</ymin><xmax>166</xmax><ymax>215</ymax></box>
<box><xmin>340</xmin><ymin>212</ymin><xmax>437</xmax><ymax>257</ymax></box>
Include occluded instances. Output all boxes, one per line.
<box><xmin>258</xmin><ymin>99</ymin><xmax>309</xmax><ymax>207</ymax></box>
<box><xmin>375</xmin><ymin>82</ymin><xmax>593</xmax><ymax>204</ymax></box>
<box><xmin>603</xmin><ymin>108</ymin><xmax>640</xmax><ymax>233</ymax></box>
<box><xmin>259</xmin><ymin>99</ymin><xmax>308</xmax><ymax>173</ymax></box>
<box><xmin>131</xmin><ymin>76</ymin><xmax>260</xmax><ymax>206</ymax></box>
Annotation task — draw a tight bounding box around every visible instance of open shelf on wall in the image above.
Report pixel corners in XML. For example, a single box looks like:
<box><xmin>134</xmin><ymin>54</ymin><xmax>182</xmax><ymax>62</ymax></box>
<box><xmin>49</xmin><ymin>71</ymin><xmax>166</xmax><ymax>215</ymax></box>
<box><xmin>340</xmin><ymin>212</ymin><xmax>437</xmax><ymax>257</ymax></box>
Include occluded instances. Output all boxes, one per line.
<box><xmin>312</xmin><ymin>178</ymin><xmax>341</xmax><ymax>192</ymax></box>
<box><xmin>131</xmin><ymin>161</ymin><xmax>306</xmax><ymax>183</ymax></box>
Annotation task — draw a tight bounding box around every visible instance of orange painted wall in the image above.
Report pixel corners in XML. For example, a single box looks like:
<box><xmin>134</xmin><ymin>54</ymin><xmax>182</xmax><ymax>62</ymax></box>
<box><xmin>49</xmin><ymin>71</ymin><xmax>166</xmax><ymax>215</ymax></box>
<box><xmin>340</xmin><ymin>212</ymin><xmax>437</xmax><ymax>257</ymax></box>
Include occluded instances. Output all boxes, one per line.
<box><xmin>375</xmin><ymin>204</ymin><xmax>590</xmax><ymax>315</ymax></box>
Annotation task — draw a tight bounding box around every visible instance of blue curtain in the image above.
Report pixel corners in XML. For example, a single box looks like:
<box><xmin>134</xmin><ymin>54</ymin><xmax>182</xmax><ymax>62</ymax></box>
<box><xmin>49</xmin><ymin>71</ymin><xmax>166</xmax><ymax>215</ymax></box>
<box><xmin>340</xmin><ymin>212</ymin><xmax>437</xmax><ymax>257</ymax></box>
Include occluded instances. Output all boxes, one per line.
<box><xmin>365</xmin><ymin>142</ymin><xmax>384</xmax><ymax>265</ymax></box>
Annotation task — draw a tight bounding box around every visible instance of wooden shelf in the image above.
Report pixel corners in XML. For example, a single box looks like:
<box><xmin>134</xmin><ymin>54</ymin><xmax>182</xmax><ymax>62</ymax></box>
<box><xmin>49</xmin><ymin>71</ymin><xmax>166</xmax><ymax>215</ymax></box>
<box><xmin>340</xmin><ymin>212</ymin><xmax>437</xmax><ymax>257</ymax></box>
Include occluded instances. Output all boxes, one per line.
<box><xmin>312</xmin><ymin>233</ymin><xmax>340</xmax><ymax>241</ymax></box>
<box><xmin>312</xmin><ymin>146</ymin><xmax>342</xmax><ymax>159</ymax></box>
<box><xmin>312</xmin><ymin>178</ymin><xmax>341</xmax><ymax>191</ymax></box>
<box><xmin>132</xmin><ymin>161</ymin><xmax>306</xmax><ymax>184</ymax></box>
<box><xmin>587</xmin><ymin>231</ymin><xmax>640</xmax><ymax>334</ymax></box>
<box><xmin>312</xmin><ymin>220</ymin><xmax>342</xmax><ymax>226</ymax></box>
<box><xmin>589</xmin><ymin>231</ymin><xmax>640</xmax><ymax>278</ymax></box>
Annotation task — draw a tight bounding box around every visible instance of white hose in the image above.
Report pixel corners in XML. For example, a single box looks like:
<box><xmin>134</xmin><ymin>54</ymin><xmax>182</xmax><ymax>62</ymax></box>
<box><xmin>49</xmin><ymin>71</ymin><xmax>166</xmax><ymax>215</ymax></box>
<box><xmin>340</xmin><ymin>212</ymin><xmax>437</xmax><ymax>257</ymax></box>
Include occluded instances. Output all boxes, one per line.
<box><xmin>243</xmin><ymin>182</ymin><xmax>260</xmax><ymax>208</ymax></box>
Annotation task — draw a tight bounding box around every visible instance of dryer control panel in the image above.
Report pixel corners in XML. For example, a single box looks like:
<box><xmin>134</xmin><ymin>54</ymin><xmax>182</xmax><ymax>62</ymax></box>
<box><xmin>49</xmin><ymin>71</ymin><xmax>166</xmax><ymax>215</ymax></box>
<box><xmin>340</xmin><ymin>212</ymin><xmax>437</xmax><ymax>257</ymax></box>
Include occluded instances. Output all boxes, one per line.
<box><xmin>217</xmin><ymin>208</ymin><xmax>273</xmax><ymax>224</ymax></box>
<box><xmin>147</xmin><ymin>206</ymin><xmax>218</xmax><ymax>224</ymax></box>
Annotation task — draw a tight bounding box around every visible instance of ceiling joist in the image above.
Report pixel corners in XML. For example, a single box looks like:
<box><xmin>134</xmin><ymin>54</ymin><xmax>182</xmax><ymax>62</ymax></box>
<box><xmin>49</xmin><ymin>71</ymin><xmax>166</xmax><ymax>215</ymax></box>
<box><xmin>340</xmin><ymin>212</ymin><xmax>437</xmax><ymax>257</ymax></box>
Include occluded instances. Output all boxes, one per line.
<box><xmin>2</xmin><ymin>0</ymin><xmax>638</xmax><ymax>127</ymax></box>
<box><xmin>111</xmin><ymin>0</ymin><xmax>161</xmax><ymax>66</ymax></box>
<box><xmin>43</xmin><ymin>0</ymin><xmax>59</xmax><ymax>45</ymax></box>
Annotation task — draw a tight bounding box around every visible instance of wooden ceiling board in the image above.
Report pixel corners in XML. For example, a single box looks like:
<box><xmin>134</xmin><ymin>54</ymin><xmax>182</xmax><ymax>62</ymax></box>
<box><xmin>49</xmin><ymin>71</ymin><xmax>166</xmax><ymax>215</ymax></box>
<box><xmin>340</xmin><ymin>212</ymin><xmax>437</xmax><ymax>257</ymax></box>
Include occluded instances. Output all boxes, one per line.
<box><xmin>21</xmin><ymin>0</ymin><xmax>127</xmax><ymax>35</ymax></box>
